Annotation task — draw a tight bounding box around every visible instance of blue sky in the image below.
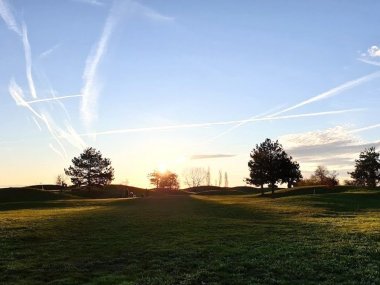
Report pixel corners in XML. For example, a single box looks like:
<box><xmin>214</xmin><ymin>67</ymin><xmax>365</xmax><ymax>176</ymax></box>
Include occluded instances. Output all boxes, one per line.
<box><xmin>1</xmin><ymin>0</ymin><xmax>380</xmax><ymax>187</ymax></box>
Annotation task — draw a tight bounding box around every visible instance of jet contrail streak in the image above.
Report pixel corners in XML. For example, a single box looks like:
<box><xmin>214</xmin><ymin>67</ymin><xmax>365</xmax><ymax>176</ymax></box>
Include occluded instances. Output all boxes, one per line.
<box><xmin>268</xmin><ymin>71</ymin><xmax>380</xmax><ymax>118</ymax></box>
<box><xmin>358</xmin><ymin>58</ymin><xmax>380</xmax><ymax>67</ymax></box>
<box><xmin>26</xmin><ymin>94</ymin><xmax>83</xmax><ymax>104</ymax></box>
<box><xmin>349</xmin><ymin>123</ymin><xmax>380</xmax><ymax>134</ymax></box>
<box><xmin>79</xmin><ymin>109</ymin><xmax>364</xmax><ymax>137</ymax></box>
<box><xmin>21</xmin><ymin>23</ymin><xmax>37</xmax><ymax>99</ymax></box>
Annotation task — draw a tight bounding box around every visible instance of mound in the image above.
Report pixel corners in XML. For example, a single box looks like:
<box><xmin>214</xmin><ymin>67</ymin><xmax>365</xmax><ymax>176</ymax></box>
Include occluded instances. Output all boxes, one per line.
<box><xmin>0</xmin><ymin>187</ymin><xmax>74</xmax><ymax>203</ymax></box>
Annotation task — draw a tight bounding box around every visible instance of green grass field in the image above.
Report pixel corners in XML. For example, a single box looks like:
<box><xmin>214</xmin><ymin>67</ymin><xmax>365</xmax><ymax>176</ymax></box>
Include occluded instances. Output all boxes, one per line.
<box><xmin>0</xmin><ymin>188</ymin><xmax>379</xmax><ymax>284</ymax></box>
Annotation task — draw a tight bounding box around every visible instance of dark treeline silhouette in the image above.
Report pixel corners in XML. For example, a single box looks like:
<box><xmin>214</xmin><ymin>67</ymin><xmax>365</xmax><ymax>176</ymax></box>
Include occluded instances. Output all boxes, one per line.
<box><xmin>148</xmin><ymin>170</ymin><xmax>180</xmax><ymax>190</ymax></box>
<box><xmin>61</xmin><ymin>141</ymin><xmax>380</xmax><ymax>193</ymax></box>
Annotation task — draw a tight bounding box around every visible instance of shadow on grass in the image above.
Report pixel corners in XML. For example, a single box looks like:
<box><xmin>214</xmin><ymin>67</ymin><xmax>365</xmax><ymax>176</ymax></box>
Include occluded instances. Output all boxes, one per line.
<box><xmin>1</xmin><ymin>194</ymin><xmax>379</xmax><ymax>285</ymax></box>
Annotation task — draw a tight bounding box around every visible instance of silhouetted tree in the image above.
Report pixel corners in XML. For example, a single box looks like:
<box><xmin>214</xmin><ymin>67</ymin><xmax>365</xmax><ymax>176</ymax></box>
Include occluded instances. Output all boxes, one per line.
<box><xmin>281</xmin><ymin>157</ymin><xmax>302</xmax><ymax>188</ymax></box>
<box><xmin>148</xmin><ymin>171</ymin><xmax>161</xmax><ymax>189</ymax></box>
<box><xmin>245</xmin><ymin>138</ymin><xmax>300</xmax><ymax>195</ymax></box>
<box><xmin>311</xmin><ymin>165</ymin><xmax>338</xmax><ymax>187</ymax></box>
<box><xmin>64</xmin><ymin>147</ymin><xmax>114</xmax><ymax>187</ymax></box>
<box><xmin>224</xmin><ymin>172</ymin><xmax>229</xmax><ymax>187</ymax></box>
<box><xmin>349</xmin><ymin>147</ymin><xmax>380</xmax><ymax>187</ymax></box>
<box><xmin>183</xmin><ymin>167</ymin><xmax>207</xmax><ymax>188</ymax></box>
<box><xmin>298</xmin><ymin>165</ymin><xmax>338</xmax><ymax>187</ymax></box>
<box><xmin>149</xmin><ymin>170</ymin><xmax>180</xmax><ymax>190</ymax></box>
<box><xmin>56</xmin><ymin>174</ymin><xmax>66</xmax><ymax>186</ymax></box>
<box><xmin>206</xmin><ymin>167</ymin><xmax>211</xmax><ymax>186</ymax></box>
<box><xmin>218</xmin><ymin>170</ymin><xmax>223</xmax><ymax>187</ymax></box>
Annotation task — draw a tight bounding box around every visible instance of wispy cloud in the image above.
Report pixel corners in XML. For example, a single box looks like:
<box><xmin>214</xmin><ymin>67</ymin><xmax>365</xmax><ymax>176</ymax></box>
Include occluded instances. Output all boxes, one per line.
<box><xmin>0</xmin><ymin>0</ymin><xmax>21</xmax><ymax>35</ymax></box>
<box><xmin>279</xmin><ymin>126</ymin><xmax>380</xmax><ymax>176</ymax></box>
<box><xmin>0</xmin><ymin>1</ymin><xmax>38</xmax><ymax>99</ymax></box>
<box><xmin>190</xmin><ymin>154</ymin><xmax>236</xmax><ymax>160</ymax></box>
<box><xmin>78</xmin><ymin>109</ymin><xmax>363</xmax><ymax>137</ymax></box>
<box><xmin>9</xmin><ymin>80</ymin><xmax>86</xmax><ymax>158</ymax></box>
<box><xmin>9</xmin><ymin>79</ymin><xmax>43</xmax><ymax>119</ymax></box>
<box><xmin>80</xmin><ymin>0</ymin><xmax>174</xmax><ymax>125</ymax></box>
<box><xmin>133</xmin><ymin>1</ymin><xmax>174</xmax><ymax>22</ymax></box>
<box><xmin>72</xmin><ymin>0</ymin><xmax>105</xmax><ymax>7</ymax></box>
<box><xmin>80</xmin><ymin>1</ymin><xmax>123</xmax><ymax>125</ymax></box>
<box><xmin>21</xmin><ymin>23</ymin><xmax>37</xmax><ymax>99</ymax></box>
<box><xmin>39</xmin><ymin>44</ymin><xmax>61</xmax><ymax>59</ymax></box>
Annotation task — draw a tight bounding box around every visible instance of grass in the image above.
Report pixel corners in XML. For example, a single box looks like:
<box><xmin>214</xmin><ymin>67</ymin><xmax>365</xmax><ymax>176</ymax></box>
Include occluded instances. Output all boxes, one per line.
<box><xmin>0</xmin><ymin>187</ymin><xmax>379</xmax><ymax>284</ymax></box>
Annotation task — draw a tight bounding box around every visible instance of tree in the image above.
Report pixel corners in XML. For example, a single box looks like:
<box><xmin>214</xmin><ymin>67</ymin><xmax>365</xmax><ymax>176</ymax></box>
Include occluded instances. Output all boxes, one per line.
<box><xmin>56</xmin><ymin>174</ymin><xmax>66</xmax><ymax>186</ymax></box>
<box><xmin>148</xmin><ymin>170</ymin><xmax>180</xmax><ymax>190</ymax></box>
<box><xmin>280</xmin><ymin>157</ymin><xmax>302</xmax><ymax>188</ymax></box>
<box><xmin>64</xmin><ymin>147</ymin><xmax>114</xmax><ymax>187</ymax></box>
<box><xmin>349</xmin><ymin>147</ymin><xmax>380</xmax><ymax>188</ymax></box>
<box><xmin>218</xmin><ymin>170</ymin><xmax>223</xmax><ymax>187</ymax></box>
<box><xmin>298</xmin><ymin>165</ymin><xmax>338</xmax><ymax>187</ymax></box>
<box><xmin>183</xmin><ymin>167</ymin><xmax>207</xmax><ymax>188</ymax></box>
<box><xmin>206</xmin><ymin>167</ymin><xmax>211</xmax><ymax>186</ymax></box>
<box><xmin>311</xmin><ymin>165</ymin><xmax>338</xmax><ymax>187</ymax></box>
<box><xmin>148</xmin><ymin>171</ymin><xmax>160</xmax><ymax>188</ymax></box>
<box><xmin>224</xmin><ymin>172</ymin><xmax>229</xmax><ymax>187</ymax></box>
<box><xmin>245</xmin><ymin>138</ymin><xmax>301</xmax><ymax>195</ymax></box>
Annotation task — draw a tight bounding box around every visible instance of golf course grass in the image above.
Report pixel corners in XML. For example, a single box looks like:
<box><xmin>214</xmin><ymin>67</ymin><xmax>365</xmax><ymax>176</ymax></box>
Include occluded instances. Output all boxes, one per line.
<box><xmin>0</xmin><ymin>188</ymin><xmax>379</xmax><ymax>284</ymax></box>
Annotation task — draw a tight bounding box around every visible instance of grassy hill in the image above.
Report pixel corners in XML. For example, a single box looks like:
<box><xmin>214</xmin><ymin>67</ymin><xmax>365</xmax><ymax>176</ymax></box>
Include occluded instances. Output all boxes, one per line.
<box><xmin>0</xmin><ymin>187</ymin><xmax>75</xmax><ymax>203</ymax></box>
<box><xmin>0</xmin><ymin>187</ymin><xmax>379</xmax><ymax>284</ymax></box>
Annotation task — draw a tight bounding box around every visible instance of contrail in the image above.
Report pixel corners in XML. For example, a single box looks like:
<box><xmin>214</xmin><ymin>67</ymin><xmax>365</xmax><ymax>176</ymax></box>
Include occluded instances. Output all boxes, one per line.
<box><xmin>0</xmin><ymin>0</ymin><xmax>21</xmax><ymax>35</ymax></box>
<box><xmin>208</xmin><ymin>71</ymin><xmax>380</xmax><ymax>142</ymax></box>
<box><xmin>9</xmin><ymin>79</ymin><xmax>43</xmax><ymax>120</ymax></box>
<box><xmin>358</xmin><ymin>58</ymin><xmax>380</xmax><ymax>67</ymax></box>
<box><xmin>25</xmin><ymin>94</ymin><xmax>83</xmax><ymax>104</ymax></box>
<box><xmin>202</xmin><ymin>104</ymin><xmax>286</xmax><ymax>144</ymax></box>
<box><xmin>9</xmin><ymin>80</ymin><xmax>86</xmax><ymax>156</ymax></box>
<box><xmin>268</xmin><ymin>71</ymin><xmax>380</xmax><ymax>118</ymax></box>
<box><xmin>79</xmin><ymin>109</ymin><xmax>363</xmax><ymax>137</ymax></box>
<box><xmin>349</xmin><ymin>123</ymin><xmax>380</xmax><ymax>134</ymax></box>
<box><xmin>81</xmin><ymin>0</ymin><xmax>123</xmax><ymax>125</ymax></box>
<box><xmin>21</xmin><ymin>23</ymin><xmax>37</xmax><ymax>99</ymax></box>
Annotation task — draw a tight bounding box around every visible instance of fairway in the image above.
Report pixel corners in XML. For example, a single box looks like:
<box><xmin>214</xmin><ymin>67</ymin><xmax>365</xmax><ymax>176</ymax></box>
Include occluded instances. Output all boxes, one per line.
<box><xmin>1</xmin><ymin>190</ymin><xmax>379</xmax><ymax>284</ymax></box>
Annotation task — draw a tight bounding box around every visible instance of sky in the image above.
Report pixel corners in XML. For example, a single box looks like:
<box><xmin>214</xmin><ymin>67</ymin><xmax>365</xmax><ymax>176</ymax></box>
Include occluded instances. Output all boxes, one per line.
<box><xmin>1</xmin><ymin>0</ymin><xmax>380</xmax><ymax>188</ymax></box>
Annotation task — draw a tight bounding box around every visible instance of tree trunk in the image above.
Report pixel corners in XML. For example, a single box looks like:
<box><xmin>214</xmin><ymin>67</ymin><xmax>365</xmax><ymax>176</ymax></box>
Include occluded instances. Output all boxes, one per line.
<box><xmin>260</xmin><ymin>184</ymin><xmax>264</xmax><ymax>196</ymax></box>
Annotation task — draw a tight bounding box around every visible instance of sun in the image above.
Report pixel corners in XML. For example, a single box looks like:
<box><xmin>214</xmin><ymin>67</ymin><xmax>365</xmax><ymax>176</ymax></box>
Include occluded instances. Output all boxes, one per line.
<box><xmin>158</xmin><ymin>163</ymin><xmax>168</xmax><ymax>173</ymax></box>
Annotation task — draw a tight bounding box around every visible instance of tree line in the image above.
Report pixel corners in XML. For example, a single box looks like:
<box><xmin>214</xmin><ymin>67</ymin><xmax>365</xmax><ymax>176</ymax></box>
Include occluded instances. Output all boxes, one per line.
<box><xmin>61</xmin><ymin>140</ymin><xmax>380</xmax><ymax>192</ymax></box>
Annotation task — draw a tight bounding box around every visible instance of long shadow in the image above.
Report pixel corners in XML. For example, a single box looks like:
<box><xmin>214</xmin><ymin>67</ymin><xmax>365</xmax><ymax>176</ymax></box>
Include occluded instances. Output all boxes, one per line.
<box><xmin>1</xmin><ymin>194</ymin><xmax>379</xmax><ymax>285</ymax></box>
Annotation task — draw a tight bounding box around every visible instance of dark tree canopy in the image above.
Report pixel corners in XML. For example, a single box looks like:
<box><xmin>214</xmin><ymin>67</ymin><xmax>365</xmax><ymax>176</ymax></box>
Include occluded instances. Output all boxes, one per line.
<box><xmin>349</xmin><ymin>147</ymin><xmax>380</xmax><ymax>188</ymax></box>
<box><xmin>148</xmin><ymin>170</ymin><xmax>179</xmax><ymax>190</ymax></box>
<box><xmin>245</xmin><ymin>138</ymin><xmax>302</xmax><ymax>194</ymax></box>
<box><xmin>64</xmin><ymin>147</ymin><xmax>114</xmax><ymax>187</ymax></box>
<box><xmin>280</xmin><ymin>156</ymin><xmax>302</xmax><ymax>188</ymax></box>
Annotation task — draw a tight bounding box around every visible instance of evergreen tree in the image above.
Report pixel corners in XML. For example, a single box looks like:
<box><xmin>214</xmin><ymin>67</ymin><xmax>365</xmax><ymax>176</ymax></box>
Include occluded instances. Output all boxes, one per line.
<box><xmin>245</xmin><ymin>138</ymin><xmax>302</xmax><ymax>195</ymax></box>
<box><xmin>349</xmin><ymin>147</ymin><xmax>380</xmax><ymax>188</ymax></box>
<box><xmin>64</xmin><ymin>147</ymin><xmax>114</xmax><ymax>187</ymax></box>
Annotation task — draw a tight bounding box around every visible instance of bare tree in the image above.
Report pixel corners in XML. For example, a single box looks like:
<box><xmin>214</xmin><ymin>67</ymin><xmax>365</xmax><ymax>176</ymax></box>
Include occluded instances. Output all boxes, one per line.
<box><xmin>55</xmin><ymin>174</ymin><xmax>67</xmax><ymax>191</ymax></box>
<box><xmin>206</xmin><ymin>167</ymin><xmax>211</xmax><ymax>186</ymax></box>
<box><xmin>183</xmin><ymin>167</ymin><xmax>207</xmax><ymax>188</ymax></box>
<box><xmin>224</xmin><ymin>172</ymin><xmax>229</xmax><ymax>187</ymax></box>
<box><xmin>218</xmin><ymin>170</ymin><xmax>222</xmax><ymax>187</ymax></box>
<box><xmin>56</xmin><ymin>174</ymin><xmax>65</xmax><ymax>186</ymax></box>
